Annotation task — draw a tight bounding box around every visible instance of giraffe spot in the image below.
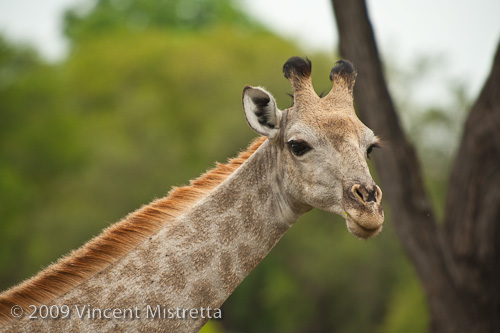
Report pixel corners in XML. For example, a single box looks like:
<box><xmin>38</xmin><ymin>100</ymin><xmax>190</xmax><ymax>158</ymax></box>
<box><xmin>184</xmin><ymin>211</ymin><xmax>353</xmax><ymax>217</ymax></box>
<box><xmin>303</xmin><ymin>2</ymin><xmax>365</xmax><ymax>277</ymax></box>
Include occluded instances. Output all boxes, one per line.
<box><xmin>62</xmin><ymin>296</ymin><xmax>80</xmax><ymax>308</ymax></box>
<box><xmin>219</xmin><ymin>252</ymin><xmax>239</xmax><ymax>292</ymax></box>
<box><xmin>237</xmin><ymin>244</ymin><xmax>255</xmax><ymax>274</ymax></box>
<box><xmin>184</xmin><ymin>229</ymin><xmax>211</xmax><ymax>245</ymax></box>
<box><xmin>237</xmin><ymin>244</ymin><xmax>264</xmax><ymax>275</ymax></box>
<box><xmin>167</xmin><ymin>223</ymin><xmax>190</xmax><ymax>240</ymax></box>
<box><xmin>84</xmin><ymin>284</ymin><xmax>104</xmax><ymax>299</ymax></box>
<box><xmin>264</xmin><ymin>222</ymin><xmax>290</xmax><ymax>251</ymax></box>
<box><xmin>238</xmin><ymin>199</ymin><xmax>266</xmax><ymax>240</ymax></box>
<box><xmin>216</xmin><ymin>216</ymin><xmax>238</xmax><ymax>245</ymax></box>
<box><xmin>106</xmin><ymin>284</ymin><xmax>127</xmax><ymax>305</ymax></box>
<box><xmin>121</xmin><ymin>260</ymin><xmax>139</xmax><ymax>278</ymax></box>
<box><xmin>216</xmin><ymin>186</ymin><xmax>239</xmax><ymax>208</ymax></box>
<box><xmin>189</xmin><ymin>279</ymin><xmax>217</xmax><ymax>309</ymax></box>
<box><xmin>162</xmin><ymin>257</ymin><xmax>187</xmax><ymax>292</ymax></box>
<box><xmin>191</xmin><ymin>213</ymin><xmax>209</xmax><ymax>232</ymax></box>
<box><xmin>237</xmin><ymin>243</ymin><xmax>251</xmax><ymax>258</ymax></box>
<box><xmin>185</xmin><ymin>215</ymin><xmax>212</xmax><ymax>244</ymax></box>
<box><xmin>257</xmin><ymin>184</ymin><xmax>271</xmax><ymax>199</ymax></box>
<box><xmin>240</xmin><ymin>211</ymin><xmax>265</xmax><ymax>240</ymax></box>
<box><xmin>190</xmin><ymin>244</ymin><xmax>215</xmax><ymax>272</ymax></box>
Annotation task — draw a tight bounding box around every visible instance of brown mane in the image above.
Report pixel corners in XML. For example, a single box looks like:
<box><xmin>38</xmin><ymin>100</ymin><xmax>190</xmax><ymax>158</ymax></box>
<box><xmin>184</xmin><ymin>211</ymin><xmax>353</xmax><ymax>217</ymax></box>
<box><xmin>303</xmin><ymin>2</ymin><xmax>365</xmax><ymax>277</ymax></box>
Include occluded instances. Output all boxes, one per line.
<box><xmin>0</xmin><ymin>136</ymin><xmax>266</xmax><ymax>324</ymax></box>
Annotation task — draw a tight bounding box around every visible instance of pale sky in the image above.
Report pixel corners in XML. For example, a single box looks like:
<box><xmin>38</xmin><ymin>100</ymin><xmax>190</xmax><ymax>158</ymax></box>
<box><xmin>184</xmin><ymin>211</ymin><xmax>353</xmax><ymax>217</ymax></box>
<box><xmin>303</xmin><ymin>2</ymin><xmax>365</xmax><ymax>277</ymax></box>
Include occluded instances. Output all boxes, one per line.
<box><xmin>1</xmin><ymin>0</ymin><xmax>499</xmax><ymax>104</ymax></box>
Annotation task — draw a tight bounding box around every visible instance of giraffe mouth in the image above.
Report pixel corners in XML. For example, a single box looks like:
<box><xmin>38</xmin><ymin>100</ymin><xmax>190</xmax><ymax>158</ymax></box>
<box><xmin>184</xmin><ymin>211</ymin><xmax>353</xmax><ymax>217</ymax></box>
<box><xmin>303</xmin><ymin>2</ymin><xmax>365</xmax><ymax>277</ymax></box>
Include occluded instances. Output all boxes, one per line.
<box><xmin>342</xmin><ymin>184</ymin><xmax>384</xmax><ymax>239</ymax></box>
<box><xmin>344</xmin><ymin>213</ymin><xmax>383</xmax><ymax>239</ymax></box>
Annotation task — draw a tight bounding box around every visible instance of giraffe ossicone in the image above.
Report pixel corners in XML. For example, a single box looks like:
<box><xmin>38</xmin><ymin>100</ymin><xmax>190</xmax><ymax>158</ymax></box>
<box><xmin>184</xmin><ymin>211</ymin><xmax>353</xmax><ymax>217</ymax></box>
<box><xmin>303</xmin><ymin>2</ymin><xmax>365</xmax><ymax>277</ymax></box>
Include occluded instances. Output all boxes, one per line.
<box><xmin>0</xmin><ymin>57</ymin><xmax>383</xmax><ymax>331</ymax></box>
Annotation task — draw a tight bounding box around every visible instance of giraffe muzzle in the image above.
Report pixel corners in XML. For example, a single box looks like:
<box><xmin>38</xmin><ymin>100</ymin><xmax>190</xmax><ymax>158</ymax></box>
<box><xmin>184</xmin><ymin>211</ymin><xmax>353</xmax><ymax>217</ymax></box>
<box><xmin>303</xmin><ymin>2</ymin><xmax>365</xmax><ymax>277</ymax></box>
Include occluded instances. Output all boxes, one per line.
<box><xmin>343</xmin><ymin>183</ymin><xmax>384</xmax><ymax>239</ymax></box>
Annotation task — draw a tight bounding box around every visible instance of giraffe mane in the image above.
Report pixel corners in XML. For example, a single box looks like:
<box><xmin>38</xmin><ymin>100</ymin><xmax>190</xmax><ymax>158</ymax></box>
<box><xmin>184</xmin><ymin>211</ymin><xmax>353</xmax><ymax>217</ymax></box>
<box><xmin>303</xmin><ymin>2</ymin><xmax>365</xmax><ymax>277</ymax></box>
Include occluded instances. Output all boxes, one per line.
<box><xmin>0</xmin><ymin>136</ymin><xmax>266</xmax><ymax>325</ymax></box>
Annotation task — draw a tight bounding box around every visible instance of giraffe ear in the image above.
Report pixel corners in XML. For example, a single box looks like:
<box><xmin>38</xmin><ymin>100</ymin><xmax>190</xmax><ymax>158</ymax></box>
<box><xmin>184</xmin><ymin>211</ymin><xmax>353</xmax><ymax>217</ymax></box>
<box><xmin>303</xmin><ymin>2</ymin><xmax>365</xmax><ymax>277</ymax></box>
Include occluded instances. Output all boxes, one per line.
<box><xmin>242</xmin><ymin>86</ymin><xmax>282</xmax><ymax>140</ymax></box>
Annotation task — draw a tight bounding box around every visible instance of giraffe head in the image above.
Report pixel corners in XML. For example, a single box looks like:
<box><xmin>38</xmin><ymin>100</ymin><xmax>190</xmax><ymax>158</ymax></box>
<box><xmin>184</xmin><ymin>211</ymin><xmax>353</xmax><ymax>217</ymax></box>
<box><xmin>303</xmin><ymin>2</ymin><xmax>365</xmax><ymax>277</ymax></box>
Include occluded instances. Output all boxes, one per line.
<box><xmin>243</xmin><ymin>57</ymin><xmax>384</xmax><ymax>239</ymax></box>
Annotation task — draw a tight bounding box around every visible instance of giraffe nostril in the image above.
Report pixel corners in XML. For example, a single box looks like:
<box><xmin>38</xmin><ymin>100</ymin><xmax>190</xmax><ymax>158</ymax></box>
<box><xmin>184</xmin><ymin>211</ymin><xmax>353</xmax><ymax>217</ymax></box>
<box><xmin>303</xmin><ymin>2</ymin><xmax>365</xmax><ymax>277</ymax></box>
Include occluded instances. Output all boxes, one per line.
<box><xmin>366</xmin><ymin>191</ymin><xmax>376</xmax><ymax>202</ymax></box>
<box><xmin>351</xmin><ymin>184</ymin><xmax>366</xmax><ymax>203</ymax></box>
<box><xmin>355</xmin><ymin>188</ymin><xmax>364</xmax><ymax>201</ymax></box>
<box><xmin>365</xmin><ymin>185</ymin><xmax>382</xmax><ymax>203</ymax></box>
<box><xmin>351</xmin><ymin>184</ymin><xmax>381</xmax><ymax>203</ymax></box>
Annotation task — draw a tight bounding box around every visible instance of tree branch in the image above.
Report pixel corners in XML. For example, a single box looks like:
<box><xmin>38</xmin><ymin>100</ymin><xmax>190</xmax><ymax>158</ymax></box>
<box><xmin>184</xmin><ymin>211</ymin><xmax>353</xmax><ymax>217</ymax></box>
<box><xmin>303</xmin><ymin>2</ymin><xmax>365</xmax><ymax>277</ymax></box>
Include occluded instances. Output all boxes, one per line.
<box><xmin>444</xmin><ymin>41</ymin><xmax>500</xmax><ymax>326</ymax></box>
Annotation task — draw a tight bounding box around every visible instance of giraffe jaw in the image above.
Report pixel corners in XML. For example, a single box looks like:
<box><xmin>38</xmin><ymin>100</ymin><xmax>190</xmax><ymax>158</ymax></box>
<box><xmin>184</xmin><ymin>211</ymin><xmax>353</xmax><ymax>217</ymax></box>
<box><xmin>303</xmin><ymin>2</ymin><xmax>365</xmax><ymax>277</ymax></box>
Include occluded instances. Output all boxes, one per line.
<box><xmin>344</xmin><ymin>212</ymin><xmax>383</xmax><ymax>239</ymax></box>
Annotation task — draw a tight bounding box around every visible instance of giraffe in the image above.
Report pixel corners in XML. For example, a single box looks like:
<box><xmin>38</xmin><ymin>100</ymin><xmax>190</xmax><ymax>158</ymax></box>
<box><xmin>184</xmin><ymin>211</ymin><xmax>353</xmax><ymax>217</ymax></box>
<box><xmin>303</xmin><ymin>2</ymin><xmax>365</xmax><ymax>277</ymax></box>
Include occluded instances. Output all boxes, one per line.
<box><xmin>0</xmin><ymin>56</ymin><xmax>383</xmax><ymax>332</ymax></box>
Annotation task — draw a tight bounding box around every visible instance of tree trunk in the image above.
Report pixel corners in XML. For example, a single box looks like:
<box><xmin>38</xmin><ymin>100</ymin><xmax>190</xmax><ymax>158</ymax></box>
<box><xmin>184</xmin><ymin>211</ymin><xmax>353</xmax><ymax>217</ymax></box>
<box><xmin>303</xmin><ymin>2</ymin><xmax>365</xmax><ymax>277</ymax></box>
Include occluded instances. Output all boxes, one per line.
<box><xmin>330</xmin><ymin>0</ymin><xmax>500</xmax><ymax>331</ymax></box>
<box><xmin>443</xmin><ymin>41</ymin><xmax>500</xmax><ymax>331</ymax></box>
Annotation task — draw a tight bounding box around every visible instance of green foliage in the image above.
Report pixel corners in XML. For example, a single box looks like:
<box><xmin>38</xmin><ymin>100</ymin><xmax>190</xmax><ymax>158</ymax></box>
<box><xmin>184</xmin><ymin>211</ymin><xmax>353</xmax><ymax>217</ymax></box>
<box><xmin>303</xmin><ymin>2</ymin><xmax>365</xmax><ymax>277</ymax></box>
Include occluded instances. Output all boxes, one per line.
<box><xmin>0</xmin><ymin>1</ymin><xmax>439</xmax><ymax>331</ymax></box>
<box><xmin>63</xmin><ymin>0</ymin><xmax>264</xmax><ymax>43</ymax></box>
<box><xmin>0</xmin><ymin>36</ymin><xmax>86</xmax><ymax>284</ymax></box>
<box><xmin>380</xmin><ymin>265</ymin><xmax>429</xmax><ymax>333</ymax></box>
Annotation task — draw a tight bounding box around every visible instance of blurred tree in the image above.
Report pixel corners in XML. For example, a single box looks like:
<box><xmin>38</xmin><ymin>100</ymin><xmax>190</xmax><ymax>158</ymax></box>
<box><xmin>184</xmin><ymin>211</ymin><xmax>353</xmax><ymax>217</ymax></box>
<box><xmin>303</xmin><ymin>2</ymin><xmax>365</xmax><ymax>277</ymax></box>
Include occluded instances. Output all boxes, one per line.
<box><xmin>0</xmin><ymin>36</ymin><xmax>86</xmax><ymax>288</ymax></box>
<box><xmin>63</xmin><ymin>0</ymin><xmax>263</xmax><ymax>43</ymax></box>
<box><xmin>331</xmin><ymin>0</ymin><xmax>500</xmax><ymax>331</ymax></box>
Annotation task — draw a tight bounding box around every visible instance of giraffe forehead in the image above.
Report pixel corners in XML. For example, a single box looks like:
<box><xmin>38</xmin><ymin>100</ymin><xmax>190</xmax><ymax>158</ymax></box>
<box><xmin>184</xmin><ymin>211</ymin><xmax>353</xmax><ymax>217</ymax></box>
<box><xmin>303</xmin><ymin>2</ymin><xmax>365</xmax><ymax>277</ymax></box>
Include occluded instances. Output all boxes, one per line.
<box><xmin>289</xmin><ymin>108</ymin><xmax>364</xmax><ymax>144</ymax></box>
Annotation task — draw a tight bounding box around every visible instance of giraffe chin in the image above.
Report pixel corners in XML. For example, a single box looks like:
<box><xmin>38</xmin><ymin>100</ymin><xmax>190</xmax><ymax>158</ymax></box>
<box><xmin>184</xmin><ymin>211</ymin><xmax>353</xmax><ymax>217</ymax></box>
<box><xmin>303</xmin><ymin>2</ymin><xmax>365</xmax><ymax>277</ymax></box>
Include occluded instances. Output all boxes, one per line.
<box><xmin>345</xmin><ymin>215</ymin><xmax>383</xmax><ymax>239</ymax></box>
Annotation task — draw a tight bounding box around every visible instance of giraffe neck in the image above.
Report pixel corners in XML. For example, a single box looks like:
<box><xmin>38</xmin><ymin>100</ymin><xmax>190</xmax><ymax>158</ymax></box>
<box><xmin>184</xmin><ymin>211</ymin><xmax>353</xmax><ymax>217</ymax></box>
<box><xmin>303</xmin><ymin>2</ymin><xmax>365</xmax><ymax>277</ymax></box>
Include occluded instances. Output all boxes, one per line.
<box><xmin>11</xmin><ymin>139</ymin><xmax>302</xmax><ymax>332</ymax></box>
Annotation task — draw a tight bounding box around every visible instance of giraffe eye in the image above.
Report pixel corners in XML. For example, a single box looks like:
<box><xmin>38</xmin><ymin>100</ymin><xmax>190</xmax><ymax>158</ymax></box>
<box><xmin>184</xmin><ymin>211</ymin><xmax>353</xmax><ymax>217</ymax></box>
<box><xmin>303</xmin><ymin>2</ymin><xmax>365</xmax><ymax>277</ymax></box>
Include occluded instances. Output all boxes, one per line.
<box><xmin>287</xmin><ymin>140</ymin><xmax>312</xmax><ymax>156</ymax></box>
<box><xmin>366</xmin><ymin>143</ymin><xmax>380</xmax><ymax>159</ymax></box>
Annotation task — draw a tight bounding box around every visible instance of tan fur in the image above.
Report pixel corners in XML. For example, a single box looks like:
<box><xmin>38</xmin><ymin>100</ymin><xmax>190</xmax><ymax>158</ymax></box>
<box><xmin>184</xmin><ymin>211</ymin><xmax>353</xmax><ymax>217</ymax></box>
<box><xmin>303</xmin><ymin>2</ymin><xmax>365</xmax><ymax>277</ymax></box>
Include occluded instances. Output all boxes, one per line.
<box><xmin>0</xmin><ymin>136</ymin><xmax>266</xmax><ymax>325</ymax></box>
